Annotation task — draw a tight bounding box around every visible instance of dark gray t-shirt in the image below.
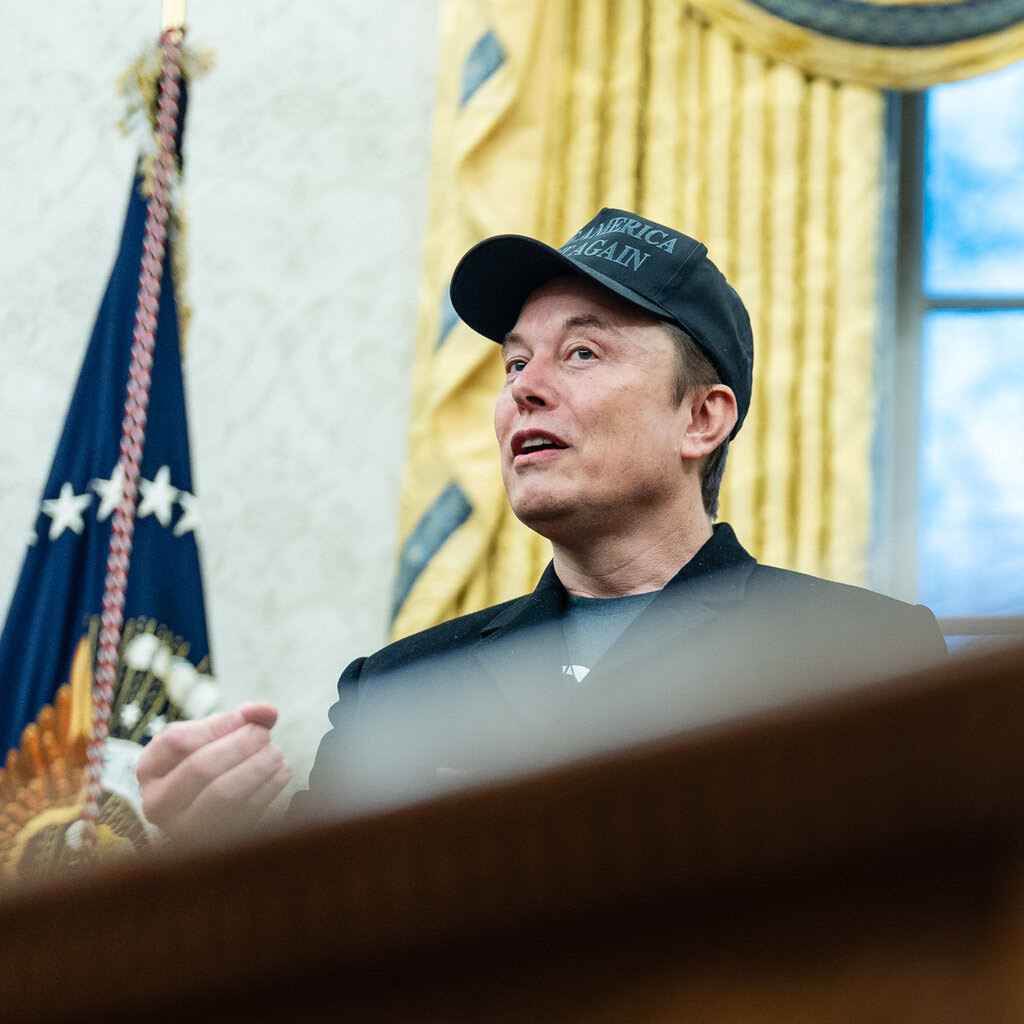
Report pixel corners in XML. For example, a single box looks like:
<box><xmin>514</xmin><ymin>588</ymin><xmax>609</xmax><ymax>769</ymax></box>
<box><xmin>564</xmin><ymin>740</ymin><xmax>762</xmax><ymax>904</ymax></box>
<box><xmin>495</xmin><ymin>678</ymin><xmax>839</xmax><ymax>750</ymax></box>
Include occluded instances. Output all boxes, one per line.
<box><xmin>560</xmin><ymin>590</ymin><xmax>657</xmax><ymax>682</ymax></box>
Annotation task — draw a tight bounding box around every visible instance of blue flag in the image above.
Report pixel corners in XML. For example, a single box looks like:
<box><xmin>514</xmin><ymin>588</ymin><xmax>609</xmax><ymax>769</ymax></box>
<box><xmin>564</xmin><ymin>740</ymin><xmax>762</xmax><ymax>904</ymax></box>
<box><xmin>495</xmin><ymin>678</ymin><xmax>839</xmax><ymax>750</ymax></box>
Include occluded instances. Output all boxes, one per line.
<box><xmin>0</xmin><ymin>166</ymin><xmax>215</xmax><ymax>763</ymax></box>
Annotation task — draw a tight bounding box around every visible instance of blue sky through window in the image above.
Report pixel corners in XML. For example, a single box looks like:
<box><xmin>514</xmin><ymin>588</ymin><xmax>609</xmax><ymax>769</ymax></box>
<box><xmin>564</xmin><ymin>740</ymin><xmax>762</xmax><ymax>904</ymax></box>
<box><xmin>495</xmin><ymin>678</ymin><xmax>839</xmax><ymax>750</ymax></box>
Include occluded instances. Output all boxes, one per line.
<box><xmin>924</xmin><ymin>61</ymin><xmax>1024</xmax><ymax>296</ymax></box>
<box><xmin>918</xmin><ymin>311</ymin><xmax>1024</xmax><ymax>616</ymax></box>
<box><xmin>916</xmin><ymin>61</ymin><xmax>1024</xmax><ymax>619</ymax></box>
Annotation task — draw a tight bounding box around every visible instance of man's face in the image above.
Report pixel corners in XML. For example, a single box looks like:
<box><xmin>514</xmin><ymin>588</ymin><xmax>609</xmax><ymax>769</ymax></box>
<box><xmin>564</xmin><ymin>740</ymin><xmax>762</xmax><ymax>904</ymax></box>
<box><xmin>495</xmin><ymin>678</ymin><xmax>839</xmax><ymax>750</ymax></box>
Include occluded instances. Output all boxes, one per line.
<box><xmin>494</xmin><ymin>276</ymin><xmax>692</xmax><ymax>541</ymax></box>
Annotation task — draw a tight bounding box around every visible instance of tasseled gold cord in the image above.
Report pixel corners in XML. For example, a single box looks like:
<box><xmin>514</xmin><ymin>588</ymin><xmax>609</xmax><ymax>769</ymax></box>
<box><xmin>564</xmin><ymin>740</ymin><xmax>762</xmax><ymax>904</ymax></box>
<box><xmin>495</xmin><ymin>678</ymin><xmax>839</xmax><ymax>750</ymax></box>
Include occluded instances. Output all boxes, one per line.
<box><xmin>116</xmin><ymin>39</ymin><xmax>214</xmax><ymax>354</ymax></box>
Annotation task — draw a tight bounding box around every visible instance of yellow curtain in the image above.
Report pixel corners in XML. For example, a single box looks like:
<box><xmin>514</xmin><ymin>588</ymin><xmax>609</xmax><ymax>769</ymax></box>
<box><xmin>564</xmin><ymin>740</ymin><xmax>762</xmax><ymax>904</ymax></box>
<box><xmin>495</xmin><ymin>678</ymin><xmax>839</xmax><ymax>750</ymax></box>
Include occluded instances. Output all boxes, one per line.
<box><xmin>697</xmin><ymin>0</ymin><xmax>1024</xmax><ymax>88</ymax></box>
<box><xmin>390</xmin><ymin>0</ymin><xmax>1022</xmax><ymax>639</ymax></box>
<box><xmin>389</xmin><ymin>0</ymin><xmax>561</xmax><ymax>639</ymax></box>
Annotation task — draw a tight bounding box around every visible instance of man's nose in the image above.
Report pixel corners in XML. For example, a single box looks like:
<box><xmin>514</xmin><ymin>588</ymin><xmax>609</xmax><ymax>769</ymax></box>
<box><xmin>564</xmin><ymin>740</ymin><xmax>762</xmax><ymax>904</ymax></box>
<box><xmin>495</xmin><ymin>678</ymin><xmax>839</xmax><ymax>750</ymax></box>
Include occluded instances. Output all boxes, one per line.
<box><xmin>510</xmin><ymin>356</ymin><xmax>554</xmax><ymax>409</ymax></box>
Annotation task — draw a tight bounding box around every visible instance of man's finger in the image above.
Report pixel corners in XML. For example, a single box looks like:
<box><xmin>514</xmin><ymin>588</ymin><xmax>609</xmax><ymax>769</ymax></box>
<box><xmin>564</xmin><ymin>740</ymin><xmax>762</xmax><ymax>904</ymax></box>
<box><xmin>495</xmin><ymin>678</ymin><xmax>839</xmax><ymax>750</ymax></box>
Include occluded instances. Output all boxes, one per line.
<box><xmin>237</xmin><ymin>702</ymin><xmax>279</xmax><ymax>730</ymax></box>
<box><xmin>138</xmin><ymin>707</ymin><xmax>255</xmax><ymax>780</ymax></box>
<box><xmin>140</xmin><ymin>723</ymin><xmax>277</xmax><ymax>826</ymax></box>
<box><xmin>173</xmin><ymin>744</ymin><xmax>292</xmax><ymax>841</ymax></box>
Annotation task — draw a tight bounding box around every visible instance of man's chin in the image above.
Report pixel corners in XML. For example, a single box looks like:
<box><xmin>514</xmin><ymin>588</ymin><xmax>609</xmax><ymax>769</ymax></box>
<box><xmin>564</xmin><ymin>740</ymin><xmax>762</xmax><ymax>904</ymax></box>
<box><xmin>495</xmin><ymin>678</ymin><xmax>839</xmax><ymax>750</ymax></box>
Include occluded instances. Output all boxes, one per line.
<box><xmin>510</xmin><ymin>499</ymin><xmax>569</xmax><ymax>529</ymax></box>
<box><xmin>509</xmin><ymin>497</ymin><xmax>583</xmax><ymax>541</ymax></box>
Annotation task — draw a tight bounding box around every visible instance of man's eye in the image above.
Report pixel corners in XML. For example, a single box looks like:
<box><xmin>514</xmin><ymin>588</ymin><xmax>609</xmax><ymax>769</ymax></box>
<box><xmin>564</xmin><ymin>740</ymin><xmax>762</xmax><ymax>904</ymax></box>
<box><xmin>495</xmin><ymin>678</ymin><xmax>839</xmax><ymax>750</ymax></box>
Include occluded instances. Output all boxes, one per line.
<box><xmin>507</xmin><ymin>358</ymin><xmax>528</xmax><ymax>373</ymax></box>
<box><xmin>571</xmin><ymin>347</ymin><xmax>595</xmax><ymax>361</ymax></box>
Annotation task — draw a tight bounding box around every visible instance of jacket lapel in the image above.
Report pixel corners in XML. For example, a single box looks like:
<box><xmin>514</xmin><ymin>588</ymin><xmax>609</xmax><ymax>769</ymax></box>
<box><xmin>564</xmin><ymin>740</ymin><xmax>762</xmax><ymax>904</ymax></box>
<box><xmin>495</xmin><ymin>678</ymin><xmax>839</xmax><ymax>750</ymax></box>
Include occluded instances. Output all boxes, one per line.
<box><xmin>470</xmin><ymin>563</ymin><xmax>577</xmax><ymax>721</ymax></box>
<box><xmin>466</xmin><ymin>524</ymin><xmax>759</xmax><ymax>720</ymax></box>
<box><xmin>571</xmin><ymin>525</ymin><xmax>758</xmax><ymax>690</ymax></box>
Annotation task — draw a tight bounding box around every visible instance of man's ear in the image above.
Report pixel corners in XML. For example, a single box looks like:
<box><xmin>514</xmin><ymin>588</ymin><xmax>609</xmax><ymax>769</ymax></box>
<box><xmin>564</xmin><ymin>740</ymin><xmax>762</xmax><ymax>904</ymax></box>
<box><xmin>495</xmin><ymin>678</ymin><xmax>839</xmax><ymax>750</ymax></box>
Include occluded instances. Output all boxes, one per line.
<box><xmin>679</xmin><ymin>384</ymin><xmax>737</xmax><ymax>461</ymax></box>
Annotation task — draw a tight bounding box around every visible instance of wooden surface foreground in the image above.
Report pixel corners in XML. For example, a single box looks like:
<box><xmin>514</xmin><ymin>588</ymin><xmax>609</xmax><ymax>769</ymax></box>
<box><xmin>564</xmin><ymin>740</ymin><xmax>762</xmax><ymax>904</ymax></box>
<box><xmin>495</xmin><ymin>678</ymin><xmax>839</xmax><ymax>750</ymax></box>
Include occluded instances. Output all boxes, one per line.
<box><xmin>2</xmin><ymin>640</ymin><xmax>1024</xmax><ymax>1023</ymax></box>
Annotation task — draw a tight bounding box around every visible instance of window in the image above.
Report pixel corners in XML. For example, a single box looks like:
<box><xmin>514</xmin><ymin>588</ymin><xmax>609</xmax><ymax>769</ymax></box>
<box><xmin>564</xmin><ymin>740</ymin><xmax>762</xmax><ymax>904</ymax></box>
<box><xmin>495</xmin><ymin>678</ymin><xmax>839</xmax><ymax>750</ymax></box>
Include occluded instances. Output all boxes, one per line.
<box><xmin>886</xmin><ymin>61</ymin><xmax>1024</xmax><ymax>649</ymax></box>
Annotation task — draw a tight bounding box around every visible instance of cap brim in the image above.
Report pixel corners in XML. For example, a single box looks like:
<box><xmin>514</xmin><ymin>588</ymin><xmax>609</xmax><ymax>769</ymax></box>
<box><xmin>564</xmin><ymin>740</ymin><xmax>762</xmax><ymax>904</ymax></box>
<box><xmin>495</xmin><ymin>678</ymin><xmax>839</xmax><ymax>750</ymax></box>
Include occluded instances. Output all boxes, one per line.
<box><xmin>449</xmin><ymin>234</ymin><xmax>671</xmax><ymax>342</ymax></box>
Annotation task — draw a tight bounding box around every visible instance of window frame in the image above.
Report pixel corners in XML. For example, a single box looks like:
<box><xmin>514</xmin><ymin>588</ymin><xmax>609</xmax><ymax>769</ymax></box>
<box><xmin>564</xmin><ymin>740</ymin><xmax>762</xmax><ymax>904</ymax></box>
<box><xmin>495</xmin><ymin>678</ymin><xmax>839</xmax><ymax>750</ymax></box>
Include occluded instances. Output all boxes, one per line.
<box><xmin>882</xmin><ymin>86</ymin><xmax>1024</xmax><ymax>644</ymax></box>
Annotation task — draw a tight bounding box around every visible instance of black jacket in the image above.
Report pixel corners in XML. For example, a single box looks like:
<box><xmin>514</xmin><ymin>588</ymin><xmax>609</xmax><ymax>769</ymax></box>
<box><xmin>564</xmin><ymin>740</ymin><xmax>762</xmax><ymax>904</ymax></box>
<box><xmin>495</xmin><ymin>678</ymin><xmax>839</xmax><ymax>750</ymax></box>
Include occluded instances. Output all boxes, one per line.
<box><xmin>289</xmin><ymin>524</ymin><xmax>946</xmax><ymax>821</ymax></box>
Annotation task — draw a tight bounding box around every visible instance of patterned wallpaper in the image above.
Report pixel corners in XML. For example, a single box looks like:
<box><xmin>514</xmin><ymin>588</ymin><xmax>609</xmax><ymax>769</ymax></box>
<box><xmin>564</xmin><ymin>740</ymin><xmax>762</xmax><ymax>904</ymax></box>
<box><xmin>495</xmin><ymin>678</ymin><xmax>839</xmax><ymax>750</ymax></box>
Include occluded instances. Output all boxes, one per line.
<box><xmin>0</xmin><ymin>0</ymin><xmax>442</xmax><ymax>808</ymax></box>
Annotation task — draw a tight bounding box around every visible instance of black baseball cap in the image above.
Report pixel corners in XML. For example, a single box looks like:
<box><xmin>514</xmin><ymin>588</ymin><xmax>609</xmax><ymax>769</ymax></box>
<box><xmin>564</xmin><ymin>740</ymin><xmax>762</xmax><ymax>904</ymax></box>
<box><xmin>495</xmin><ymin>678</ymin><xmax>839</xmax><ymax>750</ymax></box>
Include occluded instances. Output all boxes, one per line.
<box><xmin>449</xmin><ymin>208</ymin><xmax>754</xmax><ymax>437</ymax></box>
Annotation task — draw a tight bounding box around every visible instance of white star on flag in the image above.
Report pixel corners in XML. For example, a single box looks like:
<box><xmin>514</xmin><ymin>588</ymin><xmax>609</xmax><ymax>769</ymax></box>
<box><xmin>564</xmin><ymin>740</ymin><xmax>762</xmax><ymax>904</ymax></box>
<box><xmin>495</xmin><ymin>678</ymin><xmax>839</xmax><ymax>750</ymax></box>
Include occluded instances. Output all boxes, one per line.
<box><xmin>173</xmin><ymin>490</ymin><xmax>201</xmax><ymax>537</ymax></box>
<box><xmin>137</xmin><ymin>465</ymin><xmax>180</xmax><ymax>527</ymax></box>
<box><xmin>40</xmin><ymin>482</ymin><xmax>93</xmax><ymax>540</ymax></box>
<box><xmin>90</xmin><ymin>462</ymin><xmax>127</xmax><ymax>522</ymax></box>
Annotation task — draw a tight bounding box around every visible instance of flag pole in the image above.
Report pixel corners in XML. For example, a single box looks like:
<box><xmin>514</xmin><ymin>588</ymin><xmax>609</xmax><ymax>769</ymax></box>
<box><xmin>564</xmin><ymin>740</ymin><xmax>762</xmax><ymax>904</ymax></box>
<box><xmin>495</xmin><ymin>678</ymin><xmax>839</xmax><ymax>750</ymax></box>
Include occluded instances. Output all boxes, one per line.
<box><xmin>162</xmin><ymin>0</ymin><xmax>186</xmax><ymax>30</ymax></box>
<box><xmin>78</xmin><ymin>24</ymin><xmax>186</xmax><ymax>859</ymax></box>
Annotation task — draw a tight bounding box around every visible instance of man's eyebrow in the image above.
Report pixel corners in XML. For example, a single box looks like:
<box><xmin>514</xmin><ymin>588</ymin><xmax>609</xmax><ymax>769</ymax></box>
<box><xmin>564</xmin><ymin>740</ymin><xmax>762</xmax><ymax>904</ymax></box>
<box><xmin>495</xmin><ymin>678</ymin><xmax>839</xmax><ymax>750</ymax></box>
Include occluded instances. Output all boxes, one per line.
<box><xmin>502</xmin><ymin>313</ymin><xmax>612</xmax><ymax>349</ymax></box>
<box><xmin>563</xmin><ymin>312</ymin><xmax>610</xmax><ymax>332</ymax></box>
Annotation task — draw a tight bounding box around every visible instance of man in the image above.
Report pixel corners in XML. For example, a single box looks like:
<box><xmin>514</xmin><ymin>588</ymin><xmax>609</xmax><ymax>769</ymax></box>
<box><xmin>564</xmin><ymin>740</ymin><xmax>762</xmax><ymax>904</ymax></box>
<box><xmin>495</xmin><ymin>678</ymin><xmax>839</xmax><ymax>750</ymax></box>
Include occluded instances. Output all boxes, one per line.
<box><xmin>138</xmin><ymin>209</ymin><xmax>946</xmax><ymax>840</ymax></box>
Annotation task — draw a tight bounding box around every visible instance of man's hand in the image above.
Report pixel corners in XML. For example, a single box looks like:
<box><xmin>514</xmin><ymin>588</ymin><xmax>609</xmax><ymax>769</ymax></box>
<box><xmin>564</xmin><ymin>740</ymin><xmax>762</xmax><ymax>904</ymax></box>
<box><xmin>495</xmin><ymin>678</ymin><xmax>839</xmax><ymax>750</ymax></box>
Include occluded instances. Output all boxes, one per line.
<box><xmin>136</xmin><ymin>702</ymin><xmax>293</xmax><ymax>844</ymax></box>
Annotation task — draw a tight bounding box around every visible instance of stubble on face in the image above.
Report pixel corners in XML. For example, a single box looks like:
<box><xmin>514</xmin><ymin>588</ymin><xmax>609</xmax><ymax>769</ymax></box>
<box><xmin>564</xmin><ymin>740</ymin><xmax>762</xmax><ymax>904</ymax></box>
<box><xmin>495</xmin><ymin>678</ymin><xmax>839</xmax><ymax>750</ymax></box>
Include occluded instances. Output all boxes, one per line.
<box><xmin>493</xmin><ymin>277</ymin><xmax>688</xmax><ymax>545</ymax></box>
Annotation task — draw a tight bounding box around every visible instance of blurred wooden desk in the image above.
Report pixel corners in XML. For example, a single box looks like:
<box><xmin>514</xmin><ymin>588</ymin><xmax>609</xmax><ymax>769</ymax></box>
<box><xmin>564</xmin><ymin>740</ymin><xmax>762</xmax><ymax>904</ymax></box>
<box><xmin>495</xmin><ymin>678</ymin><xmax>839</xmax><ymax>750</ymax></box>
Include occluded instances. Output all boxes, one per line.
<box><xmin>3</xmin><ymin>642</ymin><xmax>1024</xmax><ymax>1023</ymax></box>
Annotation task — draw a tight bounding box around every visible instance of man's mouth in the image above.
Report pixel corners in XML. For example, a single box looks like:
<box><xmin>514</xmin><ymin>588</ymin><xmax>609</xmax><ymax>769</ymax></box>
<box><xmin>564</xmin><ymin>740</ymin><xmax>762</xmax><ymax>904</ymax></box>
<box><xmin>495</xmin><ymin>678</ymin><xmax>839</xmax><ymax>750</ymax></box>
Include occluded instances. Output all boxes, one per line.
<box><xmin>511</xmin><ymin>431</ymin><xmax>568</xmax><ymax>458</ymax></box>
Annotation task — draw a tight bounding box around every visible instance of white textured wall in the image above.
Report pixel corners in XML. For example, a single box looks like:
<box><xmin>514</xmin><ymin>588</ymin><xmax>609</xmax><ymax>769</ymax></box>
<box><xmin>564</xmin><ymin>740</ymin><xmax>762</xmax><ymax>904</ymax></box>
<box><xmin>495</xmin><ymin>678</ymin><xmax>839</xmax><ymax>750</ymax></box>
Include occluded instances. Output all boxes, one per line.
<box><xmin>0</xmin><ymin>1</ymin><xmax>442</xmax><ymax>805</ymax></box>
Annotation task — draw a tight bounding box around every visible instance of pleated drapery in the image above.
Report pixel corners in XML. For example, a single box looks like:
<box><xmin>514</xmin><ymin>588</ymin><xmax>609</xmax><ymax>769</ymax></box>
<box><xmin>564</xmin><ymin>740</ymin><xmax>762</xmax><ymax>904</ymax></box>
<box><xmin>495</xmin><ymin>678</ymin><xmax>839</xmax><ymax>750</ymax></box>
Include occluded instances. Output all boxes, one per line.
<box><xmin>697</xmin><ymin>0</ymin><xmax>1024</xmax><ymax>88</ymax></box>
